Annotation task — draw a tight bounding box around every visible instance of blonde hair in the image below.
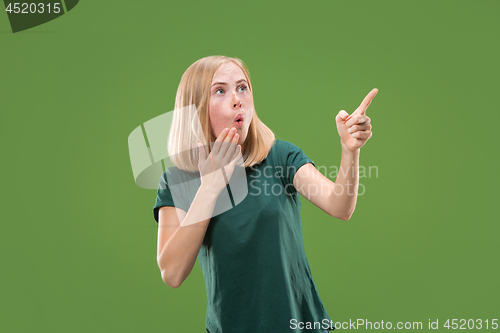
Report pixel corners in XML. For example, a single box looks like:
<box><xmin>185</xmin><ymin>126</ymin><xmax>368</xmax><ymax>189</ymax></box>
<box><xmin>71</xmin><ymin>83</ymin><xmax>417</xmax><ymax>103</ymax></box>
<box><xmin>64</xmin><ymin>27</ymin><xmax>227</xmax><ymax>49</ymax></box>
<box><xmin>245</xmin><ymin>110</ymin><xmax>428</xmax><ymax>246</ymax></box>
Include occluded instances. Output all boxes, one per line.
<box><xmin>168</xmin><ymin>55</ymin><xmax>275</xmax><ymax>172</ymax></box>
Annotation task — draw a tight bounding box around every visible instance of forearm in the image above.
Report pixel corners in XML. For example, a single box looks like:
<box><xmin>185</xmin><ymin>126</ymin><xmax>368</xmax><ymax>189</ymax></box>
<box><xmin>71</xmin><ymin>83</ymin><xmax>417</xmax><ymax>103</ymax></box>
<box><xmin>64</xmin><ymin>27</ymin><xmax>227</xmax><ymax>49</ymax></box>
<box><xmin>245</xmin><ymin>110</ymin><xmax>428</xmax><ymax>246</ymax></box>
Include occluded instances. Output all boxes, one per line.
<box><xmin>330</xmin><ymin>147</ymin><xmax>360</xmax><ymax>220</ymax></box>
<box><xmin>157</xmin><ymin>184</ymin><xmax>219</xmax><ymax>287</ymax></box>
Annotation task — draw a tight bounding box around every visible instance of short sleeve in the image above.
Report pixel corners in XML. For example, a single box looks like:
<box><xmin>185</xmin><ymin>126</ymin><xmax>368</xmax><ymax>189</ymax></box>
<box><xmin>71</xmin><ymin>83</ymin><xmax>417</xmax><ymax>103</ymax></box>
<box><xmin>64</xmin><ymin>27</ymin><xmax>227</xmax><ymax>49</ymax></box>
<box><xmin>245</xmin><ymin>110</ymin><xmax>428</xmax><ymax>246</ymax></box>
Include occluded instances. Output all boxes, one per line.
<box><xmin>275</xmin><ymin>140</ymin><xmax>315</xmax><ymax>195</ymax></box>
<box><xmin>152</xmin><ymin>172</ymin><xmax>176</xmax><ymax>223</ymax></box>
<box><xmin>152</xmin><ymin>167</ymin><xmax>196</xmax><ymax>223</ymax></box>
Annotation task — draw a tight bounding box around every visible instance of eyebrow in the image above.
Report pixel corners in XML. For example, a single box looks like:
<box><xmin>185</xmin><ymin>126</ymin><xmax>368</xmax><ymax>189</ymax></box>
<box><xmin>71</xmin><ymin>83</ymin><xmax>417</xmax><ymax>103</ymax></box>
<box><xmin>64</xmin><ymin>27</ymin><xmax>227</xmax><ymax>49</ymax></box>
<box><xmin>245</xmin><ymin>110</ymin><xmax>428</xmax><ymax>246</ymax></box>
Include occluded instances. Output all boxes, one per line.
<box><xmin>211</xmin><ymin>79</ymin><xmax>248</xmax><ymax>87</ymax></box>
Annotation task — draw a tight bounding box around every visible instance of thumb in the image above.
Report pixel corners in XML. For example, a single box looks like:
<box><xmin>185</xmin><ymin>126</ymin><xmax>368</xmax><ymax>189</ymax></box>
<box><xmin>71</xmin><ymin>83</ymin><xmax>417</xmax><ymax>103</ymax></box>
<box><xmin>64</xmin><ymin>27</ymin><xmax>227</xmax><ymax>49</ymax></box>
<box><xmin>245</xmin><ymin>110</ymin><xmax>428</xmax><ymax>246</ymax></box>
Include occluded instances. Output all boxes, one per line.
<box><xmin>197</xmin><ymin>143</ymin><xmax>207</xmax><ymax>166</ymax></box>
<box><xmin>336</xmin><ymin>110</ymin><xmax>350</xmax><ymax>123</ymax></box>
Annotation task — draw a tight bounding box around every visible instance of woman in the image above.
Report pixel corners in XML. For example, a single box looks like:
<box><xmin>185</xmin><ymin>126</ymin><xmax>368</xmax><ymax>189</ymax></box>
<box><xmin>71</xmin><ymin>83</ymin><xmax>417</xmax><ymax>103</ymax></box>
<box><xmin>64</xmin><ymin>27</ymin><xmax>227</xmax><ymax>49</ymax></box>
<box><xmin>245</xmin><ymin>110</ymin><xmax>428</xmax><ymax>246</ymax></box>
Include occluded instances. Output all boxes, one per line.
<box><xmin>153</xmin><ymin>55</ymin><xmax>377</xmax><ymax>333</ymax></box>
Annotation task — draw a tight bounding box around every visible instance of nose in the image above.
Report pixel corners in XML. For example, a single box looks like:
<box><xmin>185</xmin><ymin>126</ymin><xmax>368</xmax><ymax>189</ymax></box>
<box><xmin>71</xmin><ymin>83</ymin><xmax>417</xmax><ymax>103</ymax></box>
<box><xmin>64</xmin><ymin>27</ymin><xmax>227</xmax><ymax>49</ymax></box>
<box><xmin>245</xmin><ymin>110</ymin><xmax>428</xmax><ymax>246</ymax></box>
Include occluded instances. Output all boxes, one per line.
<box><xmin>232</xmin><ymin>92</ymin><xmax>242</xmax><ymax>109</ymax></box>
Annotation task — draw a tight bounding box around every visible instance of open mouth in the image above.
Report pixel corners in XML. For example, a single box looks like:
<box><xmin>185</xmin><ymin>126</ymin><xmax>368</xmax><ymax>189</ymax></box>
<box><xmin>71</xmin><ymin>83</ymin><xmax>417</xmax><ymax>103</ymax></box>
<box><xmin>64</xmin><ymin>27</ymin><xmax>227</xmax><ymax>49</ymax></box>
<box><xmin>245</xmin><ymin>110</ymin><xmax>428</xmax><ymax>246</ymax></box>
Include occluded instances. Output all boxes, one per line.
<box><xmin>234</xmin><ymin>114</ymin><xmax>244</xmax><ymax>127</ymax></box>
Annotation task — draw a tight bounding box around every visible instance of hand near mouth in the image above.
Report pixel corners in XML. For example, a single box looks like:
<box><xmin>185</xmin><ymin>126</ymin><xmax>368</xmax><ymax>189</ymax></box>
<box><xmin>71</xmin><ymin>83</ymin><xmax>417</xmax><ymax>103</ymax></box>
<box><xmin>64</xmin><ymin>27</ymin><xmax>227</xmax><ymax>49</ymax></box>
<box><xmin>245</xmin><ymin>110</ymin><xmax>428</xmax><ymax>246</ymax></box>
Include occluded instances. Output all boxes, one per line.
<box><xmin>197</xmin><ymin>127</ymin><xmax>243</xmax><ymax>195</ymax></box>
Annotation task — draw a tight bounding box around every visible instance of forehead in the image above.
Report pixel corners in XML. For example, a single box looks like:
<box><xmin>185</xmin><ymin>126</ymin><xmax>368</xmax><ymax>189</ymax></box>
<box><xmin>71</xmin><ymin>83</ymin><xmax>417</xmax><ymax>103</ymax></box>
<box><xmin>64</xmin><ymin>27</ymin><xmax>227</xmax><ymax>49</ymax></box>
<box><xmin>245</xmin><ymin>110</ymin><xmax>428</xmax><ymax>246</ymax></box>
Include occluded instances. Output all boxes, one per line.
<box><xmin>212</xmin><ymin>61</ymin><xmax>246</xmax><ymax>83</ymax></box>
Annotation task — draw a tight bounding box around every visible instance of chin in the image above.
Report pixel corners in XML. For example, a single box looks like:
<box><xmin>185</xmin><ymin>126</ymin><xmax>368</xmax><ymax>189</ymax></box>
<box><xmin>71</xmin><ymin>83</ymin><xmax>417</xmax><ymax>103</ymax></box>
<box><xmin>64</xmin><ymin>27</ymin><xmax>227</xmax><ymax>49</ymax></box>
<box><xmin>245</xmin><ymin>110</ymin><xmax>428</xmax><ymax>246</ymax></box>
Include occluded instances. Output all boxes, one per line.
<box><xmin>235</xmin><ymin>133</ymin><xmax>243</xmax><ymax>145</ymax></box>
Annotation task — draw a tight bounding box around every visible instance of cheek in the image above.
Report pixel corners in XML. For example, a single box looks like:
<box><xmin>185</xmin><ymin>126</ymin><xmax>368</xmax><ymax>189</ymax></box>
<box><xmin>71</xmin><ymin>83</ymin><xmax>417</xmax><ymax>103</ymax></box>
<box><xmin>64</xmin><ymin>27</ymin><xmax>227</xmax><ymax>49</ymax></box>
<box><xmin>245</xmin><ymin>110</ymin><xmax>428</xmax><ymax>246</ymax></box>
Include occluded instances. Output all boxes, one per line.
<box><xmin>209</xmin><ymin>102</ymin><xmax>230</xmax><ymax>137</ymax></box>
<box><xmin>246</xmin><ymin>95</ymin><xmax>254</xmax><ymax>108</ymax></box>
<box><xmin>246</xmin><ymin>110</ymin><xmax>254</xmax><ymax>128</ymax></box>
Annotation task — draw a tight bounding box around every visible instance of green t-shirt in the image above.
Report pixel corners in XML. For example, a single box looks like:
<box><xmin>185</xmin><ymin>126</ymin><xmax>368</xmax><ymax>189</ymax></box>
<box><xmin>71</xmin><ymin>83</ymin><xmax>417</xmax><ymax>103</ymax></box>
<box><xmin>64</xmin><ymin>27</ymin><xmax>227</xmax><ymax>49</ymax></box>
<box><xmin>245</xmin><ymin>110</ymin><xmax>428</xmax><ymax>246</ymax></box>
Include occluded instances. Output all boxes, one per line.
<box><xmin>153</xmin><ymin>139</ymin><xmax>334</xmax><ymax>333</ymax></box>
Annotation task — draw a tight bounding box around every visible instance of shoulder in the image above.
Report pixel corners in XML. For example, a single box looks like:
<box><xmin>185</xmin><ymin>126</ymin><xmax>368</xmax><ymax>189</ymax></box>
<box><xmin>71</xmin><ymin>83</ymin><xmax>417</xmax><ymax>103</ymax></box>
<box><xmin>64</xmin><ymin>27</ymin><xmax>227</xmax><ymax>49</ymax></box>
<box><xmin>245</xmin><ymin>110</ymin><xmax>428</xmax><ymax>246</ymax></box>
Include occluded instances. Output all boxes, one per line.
<box><xmin>272</xmin><ymin>139</ymin><xmax>305</xmax><ymax>156</ymax></box>
<box><xmin>160</xmin><ymin>166</ymin><xmax>199</xmax><ymax>187</ymax></box>
<box><xmin>273</xmin><ymin>139</ymin><xmax>297</xmax><ymax>150</ymax></box>
<box><xmin>269</xmin><ymin>139</ymin><xmax>311</xmax><ymax>169</ymax></box>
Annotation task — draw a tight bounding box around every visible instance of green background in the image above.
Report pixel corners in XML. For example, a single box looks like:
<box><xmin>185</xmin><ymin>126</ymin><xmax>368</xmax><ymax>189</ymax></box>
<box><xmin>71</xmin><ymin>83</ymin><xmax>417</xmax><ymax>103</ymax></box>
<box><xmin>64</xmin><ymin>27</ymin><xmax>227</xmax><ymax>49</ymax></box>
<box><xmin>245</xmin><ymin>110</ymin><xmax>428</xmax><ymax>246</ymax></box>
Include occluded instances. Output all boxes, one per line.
<box><xmin>1</xmin><ymin>0</ymin><xmax>499</xmax><ymax>332</ymax></box>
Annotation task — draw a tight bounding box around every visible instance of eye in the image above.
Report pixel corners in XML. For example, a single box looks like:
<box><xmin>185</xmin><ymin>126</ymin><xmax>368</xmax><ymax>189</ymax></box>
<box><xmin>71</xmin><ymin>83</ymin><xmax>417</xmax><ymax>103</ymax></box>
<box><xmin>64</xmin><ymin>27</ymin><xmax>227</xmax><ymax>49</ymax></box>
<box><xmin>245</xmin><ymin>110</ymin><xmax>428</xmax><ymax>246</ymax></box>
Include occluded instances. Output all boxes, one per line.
<box><xmin>238</xmin><ymin>85</ymin><xmax>248</xmax><ymax>92</ymax></box>
<box><xmin>215</xmin><ymin>88</ymin><xmax>224</xmax><ymax>95</ymax></box>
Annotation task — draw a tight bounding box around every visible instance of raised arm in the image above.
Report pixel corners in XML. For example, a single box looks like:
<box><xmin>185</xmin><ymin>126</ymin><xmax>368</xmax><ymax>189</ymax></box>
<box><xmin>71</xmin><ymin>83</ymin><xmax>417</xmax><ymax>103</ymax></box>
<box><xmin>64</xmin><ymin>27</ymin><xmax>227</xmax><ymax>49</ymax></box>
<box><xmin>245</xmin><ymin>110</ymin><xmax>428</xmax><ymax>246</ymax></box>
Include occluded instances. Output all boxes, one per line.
<box><xmin>293</xmin><ymin>89</ymin><xmax>378</xmax><ymax>220</ymax></box>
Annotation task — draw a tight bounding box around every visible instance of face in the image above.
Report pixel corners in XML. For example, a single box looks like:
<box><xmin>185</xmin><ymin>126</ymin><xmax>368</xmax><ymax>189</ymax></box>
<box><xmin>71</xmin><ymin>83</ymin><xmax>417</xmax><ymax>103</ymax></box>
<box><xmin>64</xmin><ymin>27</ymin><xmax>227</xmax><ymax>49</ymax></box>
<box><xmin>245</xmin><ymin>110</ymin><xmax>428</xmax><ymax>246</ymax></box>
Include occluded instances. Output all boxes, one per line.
<box><xmin>209</xmin><ymin>61</ymin><xmax>254</xmax><ymax>146</ymax></box>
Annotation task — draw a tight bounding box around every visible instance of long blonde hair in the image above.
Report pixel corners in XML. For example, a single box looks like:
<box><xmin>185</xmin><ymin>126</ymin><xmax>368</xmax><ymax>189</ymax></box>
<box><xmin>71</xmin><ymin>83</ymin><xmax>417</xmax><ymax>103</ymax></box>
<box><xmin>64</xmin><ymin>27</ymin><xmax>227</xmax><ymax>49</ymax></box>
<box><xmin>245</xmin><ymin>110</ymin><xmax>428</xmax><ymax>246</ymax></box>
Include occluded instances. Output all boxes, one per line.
<box><xmin>168</xmin><ymin>55</ymin><xmax>275</xmax><ymax>172</ymax></box>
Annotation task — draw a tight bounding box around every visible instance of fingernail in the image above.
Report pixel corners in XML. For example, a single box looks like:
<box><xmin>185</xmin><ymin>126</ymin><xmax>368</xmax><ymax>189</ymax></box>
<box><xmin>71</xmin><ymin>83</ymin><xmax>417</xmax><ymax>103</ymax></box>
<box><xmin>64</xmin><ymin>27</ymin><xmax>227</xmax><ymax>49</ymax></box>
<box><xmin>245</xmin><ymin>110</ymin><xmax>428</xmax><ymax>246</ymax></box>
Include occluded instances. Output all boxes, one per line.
<box><xmin>348</xmin><ymin>128</ymin><xmax>353</xmax><ymax>133</ymax></box>
<box><xmin>231</xmin><ymin>128</ymin><xmax>236</xmax><ymax>132</ymax></box>
<box><xmin>224</xmin><ymin>128</ymin><xmax>229</xmax><ymax>132</ymax></box>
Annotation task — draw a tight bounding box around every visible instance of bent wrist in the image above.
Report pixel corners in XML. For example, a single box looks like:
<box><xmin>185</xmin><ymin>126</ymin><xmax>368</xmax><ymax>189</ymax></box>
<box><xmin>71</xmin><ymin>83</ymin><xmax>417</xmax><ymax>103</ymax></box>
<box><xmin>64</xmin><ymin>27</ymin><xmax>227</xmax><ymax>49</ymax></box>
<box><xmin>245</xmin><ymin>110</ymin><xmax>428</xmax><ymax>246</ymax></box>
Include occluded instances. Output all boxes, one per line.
<box><xmin>340</xmin><ymin>143</ymin><xmax>360</xmax><ymax>158</ymax></box>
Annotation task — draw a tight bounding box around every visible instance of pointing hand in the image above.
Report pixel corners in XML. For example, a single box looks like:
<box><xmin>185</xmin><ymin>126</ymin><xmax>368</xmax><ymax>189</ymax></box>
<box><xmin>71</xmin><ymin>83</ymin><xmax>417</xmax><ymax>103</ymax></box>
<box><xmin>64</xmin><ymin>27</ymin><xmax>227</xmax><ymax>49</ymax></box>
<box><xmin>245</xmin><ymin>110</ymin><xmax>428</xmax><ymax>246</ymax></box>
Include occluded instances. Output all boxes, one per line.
<box><xmin>335</xmin><ymin>88</ymin><xmax>378</xmax><ymax>152</ymax></box>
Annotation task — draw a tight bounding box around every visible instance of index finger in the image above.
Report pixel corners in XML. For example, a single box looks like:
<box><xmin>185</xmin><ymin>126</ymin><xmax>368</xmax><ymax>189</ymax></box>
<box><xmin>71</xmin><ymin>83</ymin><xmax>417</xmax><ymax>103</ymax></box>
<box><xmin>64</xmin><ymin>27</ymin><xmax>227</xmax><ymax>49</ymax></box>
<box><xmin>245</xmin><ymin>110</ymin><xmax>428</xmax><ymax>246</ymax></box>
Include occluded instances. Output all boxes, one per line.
<box><xmin>212</xmin><ymin>128</ymin><xmax>230</xmax><ymax>155</ymax></box>
<box><xmin>356</xmin><ymin>88</ymin><xmax>378</xmax><ymax>116</ymax></box>
<box><xmin>345</xmin><ymin>88</ymin><xmax>378</xmax><ymax>123</ymax></box>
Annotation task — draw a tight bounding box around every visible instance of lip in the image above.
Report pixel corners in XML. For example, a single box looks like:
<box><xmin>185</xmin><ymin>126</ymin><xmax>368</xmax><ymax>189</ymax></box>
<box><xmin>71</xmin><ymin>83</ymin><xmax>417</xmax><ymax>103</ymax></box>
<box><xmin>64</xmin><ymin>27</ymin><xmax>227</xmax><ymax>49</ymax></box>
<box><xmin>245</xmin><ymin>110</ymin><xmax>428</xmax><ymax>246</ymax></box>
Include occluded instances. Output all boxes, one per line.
<box><xmin>233</xmin><ymin>113</ymin><xmax>244</xmax><ymax>128</ymax></box>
